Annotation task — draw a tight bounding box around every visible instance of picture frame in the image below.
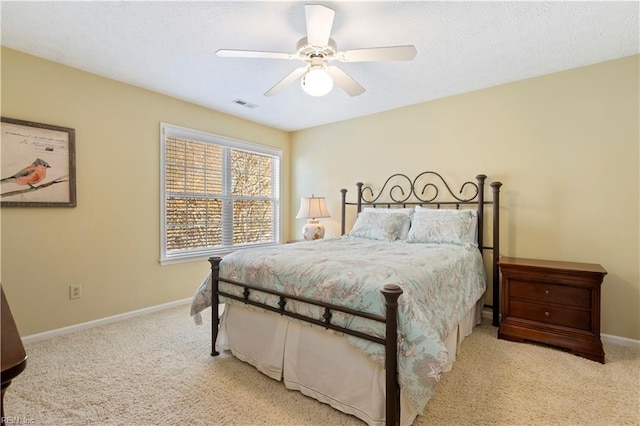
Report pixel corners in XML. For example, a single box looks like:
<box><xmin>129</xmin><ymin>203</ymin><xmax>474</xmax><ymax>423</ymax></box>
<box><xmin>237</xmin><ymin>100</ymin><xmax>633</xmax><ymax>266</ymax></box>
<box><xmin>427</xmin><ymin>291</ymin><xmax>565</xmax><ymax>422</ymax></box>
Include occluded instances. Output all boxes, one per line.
<box><xmin>1</xmin><ymin>117</ymin><xmax>77</xmax><ymax>207</ymax></box>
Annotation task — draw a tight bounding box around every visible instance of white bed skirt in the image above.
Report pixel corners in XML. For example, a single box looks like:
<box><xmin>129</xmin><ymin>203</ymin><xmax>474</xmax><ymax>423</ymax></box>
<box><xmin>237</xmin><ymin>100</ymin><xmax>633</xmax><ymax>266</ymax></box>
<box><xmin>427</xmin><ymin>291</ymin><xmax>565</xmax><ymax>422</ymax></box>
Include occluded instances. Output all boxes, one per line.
<box><xmin>215</xmin><ymin>298</ymin><xmax>483</xmax><ymax>426</ymax></box>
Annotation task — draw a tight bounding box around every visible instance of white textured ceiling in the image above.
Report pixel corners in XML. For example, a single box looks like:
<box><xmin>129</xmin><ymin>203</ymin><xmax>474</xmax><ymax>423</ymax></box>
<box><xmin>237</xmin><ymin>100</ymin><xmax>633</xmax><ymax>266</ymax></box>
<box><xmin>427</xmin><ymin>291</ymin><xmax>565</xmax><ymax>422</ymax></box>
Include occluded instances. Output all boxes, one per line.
<box><xmin>1</xmin><ymin>1</ymin><xmax>638</xmax><ymax>132</ymax></box>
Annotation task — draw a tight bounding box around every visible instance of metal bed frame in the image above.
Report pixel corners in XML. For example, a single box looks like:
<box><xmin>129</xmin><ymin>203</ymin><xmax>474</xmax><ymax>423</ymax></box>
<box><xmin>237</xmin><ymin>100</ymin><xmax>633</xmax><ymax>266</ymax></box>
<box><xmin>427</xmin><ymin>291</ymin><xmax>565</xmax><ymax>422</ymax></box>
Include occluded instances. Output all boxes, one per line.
<box><xmin>208</xmin><ymin>171</ymin><xmax>502</xmax><ymax>426</ymax></box>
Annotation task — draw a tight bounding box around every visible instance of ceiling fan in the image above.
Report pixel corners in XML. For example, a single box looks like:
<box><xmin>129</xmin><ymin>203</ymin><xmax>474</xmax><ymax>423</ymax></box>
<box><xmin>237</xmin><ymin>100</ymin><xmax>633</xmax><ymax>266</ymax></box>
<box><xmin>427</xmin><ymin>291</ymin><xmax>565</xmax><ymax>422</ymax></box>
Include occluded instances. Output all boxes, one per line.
<box><xmin>216</xmin><ymin>4</ymin><xmax>417</xmax><ymax>97</ymax></box>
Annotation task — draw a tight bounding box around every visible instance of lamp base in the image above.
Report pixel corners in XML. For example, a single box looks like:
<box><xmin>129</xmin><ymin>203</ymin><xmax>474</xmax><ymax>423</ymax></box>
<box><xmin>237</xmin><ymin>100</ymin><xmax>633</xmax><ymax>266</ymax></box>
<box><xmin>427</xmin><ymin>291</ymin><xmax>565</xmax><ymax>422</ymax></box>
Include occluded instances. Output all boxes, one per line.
<box><xmin>302</xmin><ymin>219</ymin><xmax>325</xmax><ymax>241</ymax></box>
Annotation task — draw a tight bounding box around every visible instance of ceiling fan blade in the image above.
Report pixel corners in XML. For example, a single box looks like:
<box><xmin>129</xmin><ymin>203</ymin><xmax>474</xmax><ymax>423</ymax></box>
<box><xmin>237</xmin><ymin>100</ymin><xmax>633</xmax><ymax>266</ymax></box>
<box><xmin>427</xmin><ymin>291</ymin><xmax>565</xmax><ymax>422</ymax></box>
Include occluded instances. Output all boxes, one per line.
<box><xmin>305</xmin><ymin>4</ymin><xmax>335</xmax><ymax>47</ymax></box>
<box><xmin>264</xmin><ymin>66</ymin><xmax>308</xmax><ymax>96</ymax></box>
<box><xmin>326</xmin><ymin>66</ymin><xmax>365</xmax><ymax>97</ymax></box>
<box><xmin>337</xmin><ymin>45</ymin><xmax>417</xmax><ymax>62</ymax></box>
<box><xmin>216</xmin><ymin>49</ymin><xmax>296</xmax><ymax>60</ymax></box>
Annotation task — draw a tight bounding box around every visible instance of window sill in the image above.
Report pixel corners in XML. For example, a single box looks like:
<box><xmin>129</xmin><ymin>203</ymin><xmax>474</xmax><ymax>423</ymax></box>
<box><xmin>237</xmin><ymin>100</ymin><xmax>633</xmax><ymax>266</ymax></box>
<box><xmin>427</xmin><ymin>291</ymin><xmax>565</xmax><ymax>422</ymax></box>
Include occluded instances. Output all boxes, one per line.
<box><xmin>159</xmin><ymin>242</ymin><xmax>280</xmax><ymax>265</ymax></box>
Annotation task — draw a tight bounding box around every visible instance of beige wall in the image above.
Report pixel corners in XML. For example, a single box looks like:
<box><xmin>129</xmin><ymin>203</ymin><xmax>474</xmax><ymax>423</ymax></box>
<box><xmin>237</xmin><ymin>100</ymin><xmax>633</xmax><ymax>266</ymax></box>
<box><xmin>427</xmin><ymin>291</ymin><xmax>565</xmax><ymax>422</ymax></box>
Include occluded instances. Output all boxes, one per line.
<box><xmin>0</xmin><ymin>48</ymin><xmax>291</xmax><ymax>336</ymax></box>
<box><xmin>2</xmin><ymin>47</ymin><xmax>638</xmax><ymax>341</ymax></box>
<box><xmin>292</xmin><ymin>55</ymin><xmax>640</xmax><ymax>340</ymax></box>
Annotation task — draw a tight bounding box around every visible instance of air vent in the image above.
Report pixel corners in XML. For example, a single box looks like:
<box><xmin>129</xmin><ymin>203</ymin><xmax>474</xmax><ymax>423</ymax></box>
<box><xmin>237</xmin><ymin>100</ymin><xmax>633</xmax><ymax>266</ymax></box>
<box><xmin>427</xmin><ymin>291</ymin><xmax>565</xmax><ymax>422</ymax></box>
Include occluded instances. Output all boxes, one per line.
<box><xmin>233</xmin><ymin>99</ymin><xmax>258</xmax><ymax>109</ymax></box>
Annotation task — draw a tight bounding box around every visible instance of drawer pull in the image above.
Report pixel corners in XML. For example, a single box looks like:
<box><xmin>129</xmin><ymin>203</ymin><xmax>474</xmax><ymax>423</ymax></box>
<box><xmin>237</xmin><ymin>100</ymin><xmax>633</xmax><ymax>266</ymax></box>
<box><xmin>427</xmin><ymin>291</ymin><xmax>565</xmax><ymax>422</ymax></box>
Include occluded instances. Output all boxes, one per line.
<box><xmin>545</xmin><ymin>290</ymin><xmax>550</xmax><ymax>295</ymax></box>
<box><xmin>545</xmin><ymin>311</ymin><xmax>550</xmax><ymax>317</ymax></box>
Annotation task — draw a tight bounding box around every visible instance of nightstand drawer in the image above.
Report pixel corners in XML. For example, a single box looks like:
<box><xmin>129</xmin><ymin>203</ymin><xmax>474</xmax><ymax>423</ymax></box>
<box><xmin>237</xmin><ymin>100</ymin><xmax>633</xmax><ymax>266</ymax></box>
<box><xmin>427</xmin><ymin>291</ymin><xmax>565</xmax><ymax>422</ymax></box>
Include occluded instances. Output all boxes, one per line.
<box><xmin>510</xmin><ymin>279</ymin><xmax>591</xmax><ymax>308</ymax></box>
<box><xmin>509</xmin><ymin>300</ymin><xmax>591</xmax><ymax>331</ymax></box>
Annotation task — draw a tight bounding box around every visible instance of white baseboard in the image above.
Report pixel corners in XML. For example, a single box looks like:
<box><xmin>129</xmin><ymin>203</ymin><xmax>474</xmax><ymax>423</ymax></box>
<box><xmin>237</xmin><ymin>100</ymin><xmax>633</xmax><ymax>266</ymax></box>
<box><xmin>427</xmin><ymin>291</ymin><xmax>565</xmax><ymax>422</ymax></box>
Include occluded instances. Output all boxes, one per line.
<box><xmin>601</xmin><ymin>333</ymin><xmax>640</xmax><ymax>348</ymax></box>
<box><xmin>23</xmin><ymin>302</ymin><xmax>640</xmax><ymax>349</ymax></box>
<box><xmin>481</xmin><ymin>308</ymin><xmax>640</xmax><ymax>349</ymax></box>
<box><xmin>22</xmin><ymin>297</ymin><xmax>192</xmax><ymax>345</ymax></box>
<box><xmin>481</xmin><ymin>307</ymin><xmax>495</xmax><ymax>321</ymax></box>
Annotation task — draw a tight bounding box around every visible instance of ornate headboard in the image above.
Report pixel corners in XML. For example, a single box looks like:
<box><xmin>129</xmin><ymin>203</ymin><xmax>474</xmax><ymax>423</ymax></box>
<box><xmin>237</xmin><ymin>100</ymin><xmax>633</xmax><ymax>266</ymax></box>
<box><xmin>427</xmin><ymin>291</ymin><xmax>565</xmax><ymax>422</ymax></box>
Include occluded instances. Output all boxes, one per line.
<box><xmin>340</xmin><ymin>171</ymin><xmax>503</xmax><ymax>326</ymax></box>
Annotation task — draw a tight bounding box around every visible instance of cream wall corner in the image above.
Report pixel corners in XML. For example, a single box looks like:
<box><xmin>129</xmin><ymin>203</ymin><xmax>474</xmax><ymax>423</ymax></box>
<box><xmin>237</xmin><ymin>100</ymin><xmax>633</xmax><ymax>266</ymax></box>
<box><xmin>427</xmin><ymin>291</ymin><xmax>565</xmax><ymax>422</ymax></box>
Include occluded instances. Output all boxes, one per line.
<box><xmin>291</xmin><ymin>55</ymin><xmax>640</xmax><ymax>340</ymax></box>
<box><xmin>0</xmin><ymin>47</ymin><xmax>291</xmax><ymax>336</ymax></box>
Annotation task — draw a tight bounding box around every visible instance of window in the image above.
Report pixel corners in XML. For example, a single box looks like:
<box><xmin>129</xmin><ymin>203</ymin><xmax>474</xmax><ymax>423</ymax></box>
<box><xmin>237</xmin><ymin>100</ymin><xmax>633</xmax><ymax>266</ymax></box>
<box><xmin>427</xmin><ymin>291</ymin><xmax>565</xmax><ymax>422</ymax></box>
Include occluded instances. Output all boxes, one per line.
<box><xmin>160</xmin><ymin>123</ymin><xmax>281</xmax><ymax>264</ymax></box>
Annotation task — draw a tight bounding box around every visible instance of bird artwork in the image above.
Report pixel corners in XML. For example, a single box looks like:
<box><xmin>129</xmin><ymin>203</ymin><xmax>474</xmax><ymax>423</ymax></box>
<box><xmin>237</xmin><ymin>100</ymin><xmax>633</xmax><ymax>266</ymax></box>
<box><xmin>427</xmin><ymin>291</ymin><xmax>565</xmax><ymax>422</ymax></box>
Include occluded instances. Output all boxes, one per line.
<box><xmin>1</xmin><ymin>158</ymin><xmax>51</xmax><ymax>188</ymax></box>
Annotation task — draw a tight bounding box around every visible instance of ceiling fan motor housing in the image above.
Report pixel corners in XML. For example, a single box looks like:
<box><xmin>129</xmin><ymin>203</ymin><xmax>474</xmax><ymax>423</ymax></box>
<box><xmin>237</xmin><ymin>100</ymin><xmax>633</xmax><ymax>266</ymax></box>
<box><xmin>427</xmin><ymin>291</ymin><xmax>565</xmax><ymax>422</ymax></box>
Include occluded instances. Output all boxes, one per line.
<box><xmin>296</xmin><ymin>37</ymin><xmax>337</xmax><ymax>62</ymax></box>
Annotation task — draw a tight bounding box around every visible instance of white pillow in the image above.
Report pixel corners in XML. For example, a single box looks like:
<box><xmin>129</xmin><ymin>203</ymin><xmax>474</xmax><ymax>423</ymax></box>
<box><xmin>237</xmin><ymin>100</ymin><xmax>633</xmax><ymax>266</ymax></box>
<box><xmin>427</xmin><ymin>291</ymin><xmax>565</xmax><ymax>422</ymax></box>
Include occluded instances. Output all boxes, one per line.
<box><xmin>408</xmin><ymin>208</ymin><xmax>478</xmax><ymax>246</ymax></box>
<box><xmin>362</xmin><ymin>207</ymin><xmax>414</xmax><ymax>240</ymax></box>
<box><xmin>349</xmin><ymin>211</ymin><xmax>412</xmax><ymax>242</ymax></box>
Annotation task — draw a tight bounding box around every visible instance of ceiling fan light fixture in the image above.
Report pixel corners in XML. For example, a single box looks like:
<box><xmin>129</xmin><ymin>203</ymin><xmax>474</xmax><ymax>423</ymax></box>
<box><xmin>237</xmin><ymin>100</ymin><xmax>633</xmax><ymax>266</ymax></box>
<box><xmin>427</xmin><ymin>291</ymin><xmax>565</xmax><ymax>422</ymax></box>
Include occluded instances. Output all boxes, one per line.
<box><xmin>301</xmin><ymin>66</ymin><xmax>333</xmax><ymax>97</ymax></box>
<box><xmin>218</xmin><ymin>5</ymin><xmax>416</xmax><ymax>98</ymax></box>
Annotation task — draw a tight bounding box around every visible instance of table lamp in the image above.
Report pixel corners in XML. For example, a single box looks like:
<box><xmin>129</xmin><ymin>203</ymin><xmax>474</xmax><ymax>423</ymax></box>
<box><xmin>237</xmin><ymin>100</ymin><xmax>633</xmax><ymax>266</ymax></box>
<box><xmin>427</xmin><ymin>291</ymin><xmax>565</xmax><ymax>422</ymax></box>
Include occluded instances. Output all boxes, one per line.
<box><xmin>296</xmin><ymin>195</ymin><xmax>331</xmax><ymax>240</ymax></box>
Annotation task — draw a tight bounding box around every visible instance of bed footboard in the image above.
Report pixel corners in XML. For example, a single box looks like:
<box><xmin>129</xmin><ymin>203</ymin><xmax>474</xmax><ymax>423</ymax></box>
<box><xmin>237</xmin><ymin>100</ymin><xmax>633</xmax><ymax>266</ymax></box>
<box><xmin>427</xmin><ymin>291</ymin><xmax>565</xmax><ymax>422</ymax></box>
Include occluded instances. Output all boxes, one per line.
<box><xmin>209</xmin><ymin>256</ymin><xmax>221</xmax><ymax>357</ymax></box>
<box><xmin>208</xmin><ymin>256</ymin><xmax>404</xmax><ymax>426</ymax></box>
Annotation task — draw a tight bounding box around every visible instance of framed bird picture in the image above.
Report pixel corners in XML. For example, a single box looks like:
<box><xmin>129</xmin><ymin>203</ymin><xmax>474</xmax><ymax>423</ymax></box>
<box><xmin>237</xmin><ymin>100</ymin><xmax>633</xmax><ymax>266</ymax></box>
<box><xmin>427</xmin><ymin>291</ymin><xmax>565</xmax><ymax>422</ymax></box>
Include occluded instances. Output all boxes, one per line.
<box><xmin>1</xmin><ymin>117</ymin><xmax>76</xmax><ymax>207</ymax></box>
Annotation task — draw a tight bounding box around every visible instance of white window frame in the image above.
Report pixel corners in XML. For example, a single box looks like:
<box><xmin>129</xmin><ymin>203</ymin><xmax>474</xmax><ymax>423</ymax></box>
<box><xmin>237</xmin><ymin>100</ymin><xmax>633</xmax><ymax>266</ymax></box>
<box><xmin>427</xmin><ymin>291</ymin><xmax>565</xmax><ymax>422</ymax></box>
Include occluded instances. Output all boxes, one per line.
<box><xmin>160</xmin><ymin>123</ymin><xmax>282</xmax><ymax>265</ymax></box>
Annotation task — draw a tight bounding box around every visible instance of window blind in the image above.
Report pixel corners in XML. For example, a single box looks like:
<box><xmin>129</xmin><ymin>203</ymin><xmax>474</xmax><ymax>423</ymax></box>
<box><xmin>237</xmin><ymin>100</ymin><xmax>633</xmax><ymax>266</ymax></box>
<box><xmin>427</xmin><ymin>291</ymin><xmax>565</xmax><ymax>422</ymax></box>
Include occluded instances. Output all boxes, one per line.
<box><xmin>161</xmin><ymin>123</ymin><xmax>281</xmax><ymax>263</ymax></box>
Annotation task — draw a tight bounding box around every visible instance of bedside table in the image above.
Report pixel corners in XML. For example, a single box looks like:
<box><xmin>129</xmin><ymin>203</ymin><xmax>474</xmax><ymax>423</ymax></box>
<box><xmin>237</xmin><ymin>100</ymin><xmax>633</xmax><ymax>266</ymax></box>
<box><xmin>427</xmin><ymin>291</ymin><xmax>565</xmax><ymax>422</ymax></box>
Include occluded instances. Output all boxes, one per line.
<box><xmin>497</xmin><ymin>257</ymin><xmax>607</xmax><ymax>363</ymax></box>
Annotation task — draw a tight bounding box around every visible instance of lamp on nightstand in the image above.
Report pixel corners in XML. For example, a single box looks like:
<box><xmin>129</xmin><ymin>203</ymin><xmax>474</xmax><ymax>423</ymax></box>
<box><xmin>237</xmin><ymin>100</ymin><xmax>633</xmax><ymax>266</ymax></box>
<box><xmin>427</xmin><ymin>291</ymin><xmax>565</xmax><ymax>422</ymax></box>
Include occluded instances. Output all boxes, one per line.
<box><xmin>296</xmin><ymin>195</ymin><xmax>331</xmax><ymax>241</ymax></box>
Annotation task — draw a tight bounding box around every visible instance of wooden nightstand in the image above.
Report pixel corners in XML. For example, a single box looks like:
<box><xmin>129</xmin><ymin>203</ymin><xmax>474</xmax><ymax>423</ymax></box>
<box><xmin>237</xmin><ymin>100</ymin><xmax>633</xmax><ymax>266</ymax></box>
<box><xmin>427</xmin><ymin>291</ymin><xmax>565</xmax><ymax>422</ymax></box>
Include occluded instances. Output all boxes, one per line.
<box><xmin>497</xmin><ymin>257</ymin><xmax>607</xmax><ymax>363</ymax></box>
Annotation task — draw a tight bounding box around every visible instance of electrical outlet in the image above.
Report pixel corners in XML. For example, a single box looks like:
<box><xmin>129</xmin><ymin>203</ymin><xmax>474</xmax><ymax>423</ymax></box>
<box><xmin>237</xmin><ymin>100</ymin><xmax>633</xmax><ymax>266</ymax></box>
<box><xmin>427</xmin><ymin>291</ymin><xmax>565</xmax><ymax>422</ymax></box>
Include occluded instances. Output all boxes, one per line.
<box><xmin>69</xmin><ymin>285</ymin><xmax>82</xmax><ymax>300</ymax></box>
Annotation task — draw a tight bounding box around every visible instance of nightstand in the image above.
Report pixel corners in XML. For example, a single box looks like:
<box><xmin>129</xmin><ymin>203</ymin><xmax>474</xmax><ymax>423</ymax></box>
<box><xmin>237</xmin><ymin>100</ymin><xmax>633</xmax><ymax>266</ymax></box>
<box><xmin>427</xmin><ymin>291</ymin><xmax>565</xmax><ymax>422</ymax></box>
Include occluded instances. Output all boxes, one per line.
<box><xmin>497</xmin><ymin>257</ymin><xmax>607</xmax><ymax>363</ymax></box>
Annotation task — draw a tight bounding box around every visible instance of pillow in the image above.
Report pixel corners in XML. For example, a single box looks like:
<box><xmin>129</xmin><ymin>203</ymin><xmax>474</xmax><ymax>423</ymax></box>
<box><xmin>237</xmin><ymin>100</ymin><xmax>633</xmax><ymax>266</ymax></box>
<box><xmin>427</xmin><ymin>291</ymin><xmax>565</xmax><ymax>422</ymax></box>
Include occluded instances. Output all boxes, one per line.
<box><xmin>414</xmin><ymin>207</ymin><xmax>478</xmax><ymax>243</ymax></box>
<box><xmin>362</xmin><ymin>207</ymin><xmax>414</xmax><ymax>240</ymax></box>
<box><xmin>349</xmin><ymin>211</ymin><xmax>412</xmax><ymax>242</ymax></box>
<box><xmin>362</xmin><ymin>207</ymin><xmax>415</xmax><ymax>215</ymax></box>
<box><xmin>407</xmin><ymin>208</ymin><xmax>478</xmax><ymax>246</ymax></box>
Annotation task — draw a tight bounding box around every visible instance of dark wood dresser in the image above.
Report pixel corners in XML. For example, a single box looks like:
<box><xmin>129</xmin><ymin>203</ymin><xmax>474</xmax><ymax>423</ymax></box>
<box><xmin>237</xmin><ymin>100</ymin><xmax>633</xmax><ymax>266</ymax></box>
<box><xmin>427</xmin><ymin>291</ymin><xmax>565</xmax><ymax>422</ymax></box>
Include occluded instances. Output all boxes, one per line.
<box><xmin>497</xmin><ymin>257</ymin><xmax>607</xmax><ymax>363</ymax></box>
<box><xmin>1</xmin><ymin>286</ymin><xmax>28</xmax><ymax>417</ymax></box>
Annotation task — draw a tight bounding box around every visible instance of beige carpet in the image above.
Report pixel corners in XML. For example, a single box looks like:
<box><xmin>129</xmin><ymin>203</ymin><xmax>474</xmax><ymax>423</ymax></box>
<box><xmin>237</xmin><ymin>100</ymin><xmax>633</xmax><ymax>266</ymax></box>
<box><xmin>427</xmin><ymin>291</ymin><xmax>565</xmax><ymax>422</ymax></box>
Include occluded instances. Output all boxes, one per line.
<box><xmin>4</xmin><ymin>304</ymin><xmax>639</xmax><ymax>425</ymax></box>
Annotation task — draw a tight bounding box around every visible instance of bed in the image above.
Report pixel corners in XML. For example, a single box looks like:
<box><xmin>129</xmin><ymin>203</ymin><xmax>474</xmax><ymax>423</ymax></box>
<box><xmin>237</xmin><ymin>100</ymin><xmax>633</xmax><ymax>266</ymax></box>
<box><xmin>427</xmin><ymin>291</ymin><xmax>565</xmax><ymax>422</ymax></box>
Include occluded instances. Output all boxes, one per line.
<box><xmin>191</xmin><ymin>171</ymin><xmax>502</xmax><ymax>426</ymax></box>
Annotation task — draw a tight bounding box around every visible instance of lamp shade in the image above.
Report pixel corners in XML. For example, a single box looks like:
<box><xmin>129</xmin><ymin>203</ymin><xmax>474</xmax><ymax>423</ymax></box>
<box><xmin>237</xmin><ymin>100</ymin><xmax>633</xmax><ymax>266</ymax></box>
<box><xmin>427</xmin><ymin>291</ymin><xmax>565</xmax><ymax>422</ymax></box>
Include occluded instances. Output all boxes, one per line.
<box><xmin>296</xmin><ymin>196</ymin><xmax>330</xmax><ymax>241</ymax></box>
<box><xmin>301</xmin><ymin>66</ymin><xmax>333</xmax><ymax>97</ymax></box>
<box><xmin>296</xmin><ymin>196</ymin><xmax>331</xmax><ymax>219</ymax></box>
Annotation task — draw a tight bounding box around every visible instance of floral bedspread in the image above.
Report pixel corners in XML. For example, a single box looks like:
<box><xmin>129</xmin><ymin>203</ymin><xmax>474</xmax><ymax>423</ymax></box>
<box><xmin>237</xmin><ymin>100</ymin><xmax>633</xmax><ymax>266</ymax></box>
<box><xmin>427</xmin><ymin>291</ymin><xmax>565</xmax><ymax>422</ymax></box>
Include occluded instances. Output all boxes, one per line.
<box><xmin>190</xmin><ymin>236</ymin><xmax>486</xmax><ymax>414</ymax></box>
